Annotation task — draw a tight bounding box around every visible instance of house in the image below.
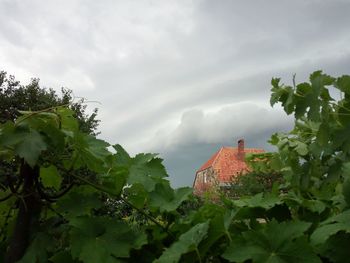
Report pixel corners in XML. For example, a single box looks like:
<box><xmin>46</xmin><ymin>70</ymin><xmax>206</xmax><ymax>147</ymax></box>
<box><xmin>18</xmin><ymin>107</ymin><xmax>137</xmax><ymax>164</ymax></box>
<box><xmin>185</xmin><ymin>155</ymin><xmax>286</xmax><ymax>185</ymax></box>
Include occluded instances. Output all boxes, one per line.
<box><xmin>193</xmin><ymin>139</ymin><xmax>264</xmax><ymax>195</ymax></box>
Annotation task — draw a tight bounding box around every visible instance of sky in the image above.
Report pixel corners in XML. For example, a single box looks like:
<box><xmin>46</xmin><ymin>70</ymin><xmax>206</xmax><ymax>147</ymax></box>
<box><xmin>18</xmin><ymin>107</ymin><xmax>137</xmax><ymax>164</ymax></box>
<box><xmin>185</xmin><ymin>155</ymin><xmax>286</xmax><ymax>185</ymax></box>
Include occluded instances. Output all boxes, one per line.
<box><xmin>1</xmin><ymin>0</ymin><xmax>350</xmax><ymax>187</ymax></box>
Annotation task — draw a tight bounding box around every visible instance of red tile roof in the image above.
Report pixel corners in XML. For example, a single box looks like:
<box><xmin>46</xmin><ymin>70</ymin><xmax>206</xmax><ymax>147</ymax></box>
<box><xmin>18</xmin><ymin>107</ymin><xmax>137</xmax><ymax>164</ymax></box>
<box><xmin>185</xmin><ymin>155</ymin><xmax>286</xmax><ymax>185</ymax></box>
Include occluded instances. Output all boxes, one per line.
<box><xmin>197</xmin><ymin>148</ymin><xmax>221</xmax><ymax>172</ymax></box>
<box><xmin>196</xmin><ymin>146</ymin><xmax>264</xmax><ymax>183</ymax></box>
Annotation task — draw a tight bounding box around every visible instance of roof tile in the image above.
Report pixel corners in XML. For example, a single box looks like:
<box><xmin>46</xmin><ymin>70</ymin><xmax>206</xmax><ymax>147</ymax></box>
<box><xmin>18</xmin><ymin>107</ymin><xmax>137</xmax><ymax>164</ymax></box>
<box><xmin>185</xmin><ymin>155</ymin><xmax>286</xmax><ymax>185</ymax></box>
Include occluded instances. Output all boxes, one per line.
<box><xmin>196</xmin><ymin>146</ymin><xmax>264</xmax><ymax>182</ymax></box>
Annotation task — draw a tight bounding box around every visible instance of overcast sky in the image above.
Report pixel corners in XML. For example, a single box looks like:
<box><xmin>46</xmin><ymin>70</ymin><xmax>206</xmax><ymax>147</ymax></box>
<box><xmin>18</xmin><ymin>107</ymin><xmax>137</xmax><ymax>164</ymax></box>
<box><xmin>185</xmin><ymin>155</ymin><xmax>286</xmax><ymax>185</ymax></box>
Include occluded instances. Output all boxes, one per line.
<box><xmin>1</xmin><ymin>0</ymin><xmax>350</xmax><ymax>187</ymax></box>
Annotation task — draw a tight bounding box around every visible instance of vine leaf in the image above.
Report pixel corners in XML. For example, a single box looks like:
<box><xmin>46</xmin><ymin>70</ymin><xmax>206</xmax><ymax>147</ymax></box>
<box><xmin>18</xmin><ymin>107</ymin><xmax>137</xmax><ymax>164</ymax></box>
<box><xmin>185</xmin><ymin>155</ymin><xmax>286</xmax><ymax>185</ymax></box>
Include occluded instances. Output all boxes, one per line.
<box><xmin>199</xmin><ymin>210</ymin><xmax>235</xmax><ymax>256</ymax></box>
<box><xmin>15</xmin><ymin>129</ymin><xmax>47</xmax><ymax>167</ymax></box>
<box><xmin>149</xmin><ymin>183</ymin><xmax>192</xmax><ymax>212</ymax></box>
<box><xmin>40</xmin><ymin>165</ymin><xmax>62</xmax><ymax>190</ymax></box>
<box><xmin>343</xmin><ymin>177</ymin><xmax>350</xmax><ymax>207</ymax></box>
<box><xmin>100</xmin><ymin>167</ymin><xmax>128</xmax><ymax>196</ymax></box>
<box><xmin>316</xmin><ymin>123</ymin><xmax>329</xmax><ymax>146</ymax></box>
<box><xmin>124</xmin><ymin>183</ymin><xmax>148</xmax><ymax>209</ymax></box>
<box><xmin>17</xmin><ymin>233</ymin><xmax>54</xmax><ymax>263</ymax></box>
<box><xmin>113</xmin><ymin>144</ymin><xmax>131</xmax><ymax>165</ymax></box>
<box><xmin>318</xmin><ymin>232</ymin><xmax>350</xmax><ymax>263</ymax></box>
<box><xmin>50</xmin><ymin>251</ymin><xmax>76</xmax><ymax>263</ymax></box>
<box><xmin>128</xmin><ymin>155</ymin><xmax>167</xmax><ymax>191</ymax></box>
<box><xmin>69</xmin><ymin>217</ymin><xmax>147</xmax><ymax>263</ymax></box>
<box><xmin>113</xmin><ymin>144</ymin><xmax>168</xmax><ymax>191</ymax></box>
<box><xmin>73</xmin><ymin>134</ymin><xmax>110</xmax><ymax>172</ymax></box>
<box><xmin>294</xmin><ymin>141</ymin><xmax>308</xmax><ymax>156</ymax></box>
<box><xmin>155</xmin><ymin>221</ymin><xmax>209</xmax><ymax>263</ymax></box>
<box><xmin>57</xmin><ymin>107</ymin><xmax>79</xmax><ymax>133</ymax></box>
<box><xmin>57</xmin><ymin>186</ymin><xmax>102</xmax><ymax>218</ymax></box>
<box><xmin>234</xmin><ymin>193</ymin><xmax>282</xmax><ymax>209</ymax></box>
<box><xmin>222</xmin><ymin>220</ymin><xmax>319</xmax><ymax>263</ymax></box>
<box><xmin>335</xmin><ymin>75</ymin><xmax>350</xmax><ymax>95</ymax></box>
<box><xmin>311</xmin><ymin>210</ymin><xmax>350</xmax><ymax>246</ymax></box>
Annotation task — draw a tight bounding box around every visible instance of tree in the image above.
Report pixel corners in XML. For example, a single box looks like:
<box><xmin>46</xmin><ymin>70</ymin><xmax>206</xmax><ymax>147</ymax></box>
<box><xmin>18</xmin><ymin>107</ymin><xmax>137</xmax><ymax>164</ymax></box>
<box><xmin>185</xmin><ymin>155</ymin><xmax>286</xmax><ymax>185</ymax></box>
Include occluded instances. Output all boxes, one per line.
<box><xmin>0</xmin><ymin>71</ymin><xmax>100</xmax><ymax>262</ymax></box>
<box><xmin>0</xmin><ymin>70</ymin><xmax>99</xmax><ymax>134</ymax></box>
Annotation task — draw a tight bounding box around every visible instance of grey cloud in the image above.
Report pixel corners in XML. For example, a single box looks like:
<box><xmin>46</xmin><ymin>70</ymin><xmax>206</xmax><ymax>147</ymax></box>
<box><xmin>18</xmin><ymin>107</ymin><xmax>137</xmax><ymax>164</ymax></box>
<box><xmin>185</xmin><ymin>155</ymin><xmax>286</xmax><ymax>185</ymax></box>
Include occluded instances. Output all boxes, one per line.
<box><xmin>139</xmin><ymin>102</ymin><xmax>289</xmax><ymax>187</ymax></box>
<box><xmin>98</xmin><ymin>52</ymin><xmax>350</xmax><ymax>152</ymax></box>
<box><xmin>1</xmin><ymin>0</ymin><xmax>349</xmax><ymax>186</ymax></box>
<box><xmin>153</xmin><ymin>102</ymin><xmax>294</xmax><ymax>187</ymax></box>
<box><xmin>147</xmin><ymin>102</ymin><xmax>293</xmax><ymax>152</ymax></box>
<box><xmin>163</xmin><ymin>125</ymin><xmax>292</xmax><ymax>187</ymax></box>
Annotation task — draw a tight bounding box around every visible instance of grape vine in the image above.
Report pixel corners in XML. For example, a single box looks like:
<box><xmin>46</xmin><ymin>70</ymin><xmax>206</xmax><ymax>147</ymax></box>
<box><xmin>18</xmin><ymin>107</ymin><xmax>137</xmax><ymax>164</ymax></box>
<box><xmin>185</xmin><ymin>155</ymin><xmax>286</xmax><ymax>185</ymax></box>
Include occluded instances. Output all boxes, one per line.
<box><xmin>1</xmin><ymin>71</ymin><xmax>350</xmax><ymax>262</ymax></box>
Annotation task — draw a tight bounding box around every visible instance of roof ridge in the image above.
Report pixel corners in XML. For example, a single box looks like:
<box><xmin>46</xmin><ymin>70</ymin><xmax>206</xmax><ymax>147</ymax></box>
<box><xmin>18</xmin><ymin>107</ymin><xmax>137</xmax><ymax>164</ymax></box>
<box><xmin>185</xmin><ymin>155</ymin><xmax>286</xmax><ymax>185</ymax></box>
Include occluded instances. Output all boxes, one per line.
<box><xmin>224</xmin><ymin>146</ymin><xmax>264</xmax><ymax>151</ymax></box>
<box><xmin>212</xmin><ymin>147</ymin><xmax>224</xmax><ymax>168</ymax></box>
<box><xmin>196</xmin><ymin>146</ymin><xmax>264</xmax><ymax>173</ymax></box>
<box><xmin>196</xmin><ymin>147</ymin><xmax>221</xmax><ymax>172</ymax></box>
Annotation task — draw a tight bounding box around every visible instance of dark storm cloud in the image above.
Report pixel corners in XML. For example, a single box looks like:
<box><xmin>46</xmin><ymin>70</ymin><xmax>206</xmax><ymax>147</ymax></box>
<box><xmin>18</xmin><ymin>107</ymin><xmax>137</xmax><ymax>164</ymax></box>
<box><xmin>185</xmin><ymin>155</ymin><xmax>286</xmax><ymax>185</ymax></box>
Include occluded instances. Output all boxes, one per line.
<box><xmin>163</xmin><ymin>126</ymin><xmax>292</xmax><ymax>187</ymax></box>
<box><xmin>0</xmin><ymin>0</ymin><xmax>349</xmax><ymax>186</ymax></box>
<box><xmin>143</xmin><ymin>101</ymin><xmax>294</xmax><ymax>186</ymax></box>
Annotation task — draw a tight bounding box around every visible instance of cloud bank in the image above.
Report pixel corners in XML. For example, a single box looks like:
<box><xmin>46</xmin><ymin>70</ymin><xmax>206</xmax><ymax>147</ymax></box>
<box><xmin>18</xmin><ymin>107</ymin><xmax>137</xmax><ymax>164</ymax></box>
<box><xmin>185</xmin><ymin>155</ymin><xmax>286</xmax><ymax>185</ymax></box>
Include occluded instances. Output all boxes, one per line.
<box><xmin>148</xmin><ymin>102</ymin><xmax>292</xmax><ymax>151</ymax></box>
<box><xmin>1</xmin><ymin>0</ymin><xmax>349</xmax><ymax>186</ymax></box>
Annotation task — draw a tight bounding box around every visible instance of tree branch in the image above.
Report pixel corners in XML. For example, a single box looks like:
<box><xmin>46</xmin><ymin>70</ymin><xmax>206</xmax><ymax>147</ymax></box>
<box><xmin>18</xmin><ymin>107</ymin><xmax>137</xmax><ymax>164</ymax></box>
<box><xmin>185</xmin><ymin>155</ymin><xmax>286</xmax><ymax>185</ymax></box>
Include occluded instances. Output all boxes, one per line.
<box><xmin>35</xmin><ymin>178</ymin><xmax>74</xmax><ymax>202</ymax></box>
<box><xmin>0</xmin><ymin>192</ymin><xmax>13</xmax><ymax>202</ymax></box>
<box><xmin>72</xmin><ymin>173</ymin><xmax>174</xmax><ymax>238</ymax></box>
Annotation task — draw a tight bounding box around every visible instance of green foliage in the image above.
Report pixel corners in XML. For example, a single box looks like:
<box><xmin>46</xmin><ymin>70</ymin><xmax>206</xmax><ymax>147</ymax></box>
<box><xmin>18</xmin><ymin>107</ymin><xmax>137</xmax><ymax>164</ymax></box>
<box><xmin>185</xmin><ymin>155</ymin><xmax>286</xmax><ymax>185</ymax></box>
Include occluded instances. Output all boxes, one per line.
<box><xmin>0</xmin><ymin>70</ymin><xmax>99</xmax><ymax>134</ymax></box>
<box><xmin>155</xmin><ymin>222</ymin><xmax>209</xmax><ymax>263</ymax></box>
<box><xmin>1</xmin><ymin>70</ymin><xmax>350</xmax><ymax>262</ymax></box>
<box><xmin>224</xmin><ymin>152</ymin><xmax>283</xmax><ymax>198</ymax></box>
<box><xmin>229</xmin><ymin>171</ymin><xmax>282</xmax><ymax>198</ymax></box>
<box><xmin>17</xmin><ymin>233</ymin><xmax>54</xmax><ymax>263</ymax></box>
<box><xmin>69</xmin><ymin>217</ymin><xmax>146</xmax><ymax>262</ymax></box>
<box><xmin>40</xmin><ymin>165</ymin><xmax>62</xmax><ymax>190</ymax></box>
<box><xmin>223</xmin><ymin>220</ymin><xmax>320</xmax><ymax>263</ymax></box>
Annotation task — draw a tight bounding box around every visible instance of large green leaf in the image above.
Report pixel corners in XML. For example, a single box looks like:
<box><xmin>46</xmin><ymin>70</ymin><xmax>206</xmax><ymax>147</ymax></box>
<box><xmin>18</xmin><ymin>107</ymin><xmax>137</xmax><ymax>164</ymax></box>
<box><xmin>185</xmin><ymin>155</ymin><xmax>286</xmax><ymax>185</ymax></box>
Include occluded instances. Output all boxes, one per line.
<box><xmin>295</xmin><ymin>141</ymin><xmax>308</xmax><ymax>156</ymax></box>
<box><xmin>17</xmin><ymin>233</ymin><xmax>54</xmax><ymax>263</ymax></box>
<box><xmin>72</xmin><ymin>133</ymin><xmax>110</xmax><ymax>172</ymax></box>
<box><xmin>270</xmin><ymin>77</ymin><xmax>282</xmax><ymax>106</ymax></box>
<box><xmin>40</xmin><ymin>165</ymin><xmax>62</xmax><ymax>190</ymax></box>
<box><xmin>318</xmin><ymin>232</ymin><xmax>350</xmax><ymax>263</ymax></box>
<box><xmin>15</xmin><ymin>129</ymin><xmax>47</xmax><ymax>167</ymax></box>
<box><xmin>311</xmin><ymin>210</ymin><xmax>350</xmax><ymax>246</ymax></box>
<box><xmin>343</xmin><ymin>177</ymin><xmax>350</xmax><ymax>207</ymax></box>
<box><xmin>233</xmin><ymin>193</ymin><xmax>282</xmax><ymax>209</ymax></box>
<box><xmin>69</xmin><ymin>217</ymin><xmax>147</xmax><ymax>263</ymax></box>
<box><xmin>294</xmin><ymin>82</ymin><xmax>312</xmax><ymax>118</ymax></box>
<box><xmin>223</xmin><ymin>237</ymin><xmax>320</xmax><ymax>263</ymax></box>
<box><xmin>198</xmin><ymin>210</ymin><xmax>235</xmax><ymax>256</ymax></box>
<box><xmin>100</xmin><ymin>167</ymin><xmax>128</xmax><ymax>196</ymax></box>
<box><xmin>0</xmin><ymin>122</ymin><xmax>27</xmax><ymax>147</ymax></box>
<box><xmin>124</xmin><ymin>183</ymin><xmax>148</xmax><ymax>209</ymax></box>
<box><xmin>335</xmin><ymin>75</ymin><xmax>350</xmax><ymax>95</ymax></box>
<box><xmin>50</xmin><ymin>251</ymin><xmax>77</xmax><ymax>263</ymax></box>
<box><xmin>222</xmin><ymin>220</ymin><xmax>319</xmax><ymax>263</ymax></box>
<box><xmin>112</xmin><ymin>145</ymin><xmax>168</xmax><ymax>191</ymax></box>
<box><xmin>316</xmin><ymin>123</ymin><xmax>329</xmax><ymax>146</ymax></box>
<box><xmin>57</xmin><ymin>107</ymin><xmax>79</xmax><ymax>133</ymax></box>
<box><xmin>39</xmin><ymin>121</ymin><xmax>66</xmax><ymax>152</ymax></box>
<box><xmin>149</xmin><ymin>183</ymin><xmax>192</xmax><ymax>212</ymax></box>
<box><xmin>57</xmin><ymin>186</ymin><xmax>103</xmax><ymax>218</ymax></box>
<box><xmin>113</xmin><ymin>144</ymin><xmax>131</xmax><ymax>165</ymax></box>
<box><xmin>155</xmin><ymin>221</ymin><xmax>209</xmax><ymax>263</ymax></box>
<box><xmin>127</xmin><ymin>154</ymin><xmax>167</xmax><ymax>191</ymax></box>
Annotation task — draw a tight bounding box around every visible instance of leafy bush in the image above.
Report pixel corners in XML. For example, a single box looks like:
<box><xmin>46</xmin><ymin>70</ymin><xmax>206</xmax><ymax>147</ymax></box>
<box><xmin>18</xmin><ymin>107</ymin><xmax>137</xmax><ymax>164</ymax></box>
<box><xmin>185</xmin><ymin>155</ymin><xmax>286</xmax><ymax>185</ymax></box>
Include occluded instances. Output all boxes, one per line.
<box><xmin>1</xmin><ymin>71</ymin><xmax>350</xmax><ymax>262</ymax></box>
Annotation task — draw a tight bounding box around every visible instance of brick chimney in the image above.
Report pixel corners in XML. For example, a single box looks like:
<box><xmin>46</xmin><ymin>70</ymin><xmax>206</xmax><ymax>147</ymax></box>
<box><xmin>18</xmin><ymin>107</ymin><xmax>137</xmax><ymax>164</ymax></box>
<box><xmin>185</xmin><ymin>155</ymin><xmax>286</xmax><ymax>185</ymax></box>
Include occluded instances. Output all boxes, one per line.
<box><xmin>237</xmin><ymin>139</ymin><xmax>245</xmax><ymax>161</ymax></box>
